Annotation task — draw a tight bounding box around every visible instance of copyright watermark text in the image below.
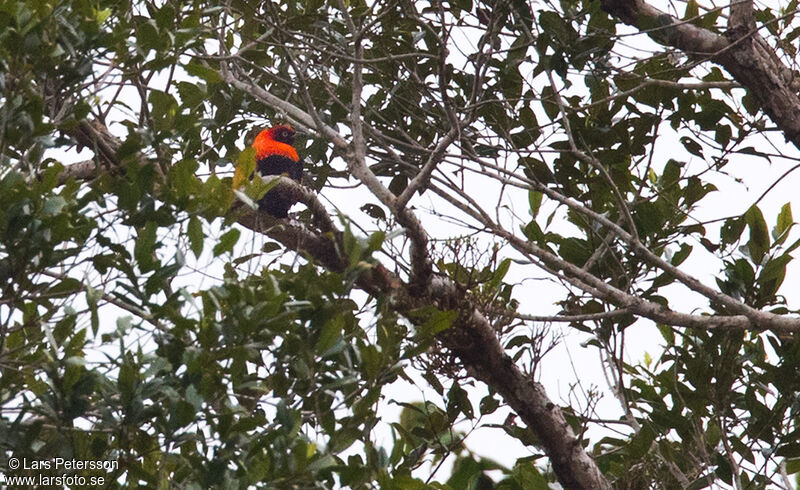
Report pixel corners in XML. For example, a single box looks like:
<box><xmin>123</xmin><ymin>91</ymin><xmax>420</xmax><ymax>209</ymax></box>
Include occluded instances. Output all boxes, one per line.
<box><xmin>3</xmin><ymin>457</ymin><xmax>118</xmax><ymax>487</ymax></box>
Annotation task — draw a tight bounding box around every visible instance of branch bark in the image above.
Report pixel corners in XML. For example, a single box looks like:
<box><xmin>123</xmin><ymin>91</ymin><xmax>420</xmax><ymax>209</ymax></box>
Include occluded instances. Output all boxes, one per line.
<box><xmin>53</xmin><ymin>117</ymin><xmax>613</xmax><ymax>490</ymax></box>
<box><xmin>423</xmin><ymin>278</ymin><xmax>612</xmax><ymax>489</ymax></box>
<box><xmin>599</xmin><ymin>0</ymin><xmax>800</xmax><ymax>149</ymax></box>
<box><xmin>426</xmin><ymin>179</ymin><xmax>800</xmax><ymax>333</ymax></box>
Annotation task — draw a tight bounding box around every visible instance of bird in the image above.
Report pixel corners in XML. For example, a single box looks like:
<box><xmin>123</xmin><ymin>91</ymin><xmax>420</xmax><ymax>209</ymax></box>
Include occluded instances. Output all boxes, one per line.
<box><xmin>233</xmin><ymin>124</ymin><xmax>304</xmax><ymax>218</ymax></box>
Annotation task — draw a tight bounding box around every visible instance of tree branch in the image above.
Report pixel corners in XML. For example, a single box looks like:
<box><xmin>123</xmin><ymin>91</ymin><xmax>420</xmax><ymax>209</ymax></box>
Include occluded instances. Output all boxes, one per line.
<box><xmin>422</xmin><ymin>277</ymin><xmax>612</xmax><ymax>490</ymax></box>
<box><xmin>426</xmin><ymin>180</ymin><xmax>800</xmax><ymax>333</ymax></box>
<box><xmin>599</xmin><ymin>0</ymin><xmax>800</xmax><ymax>149</ymax></box>
<box><xmin>51</xmin><ymin>113</ymin><xmax>612</xmax><ymax>490</ymax></box>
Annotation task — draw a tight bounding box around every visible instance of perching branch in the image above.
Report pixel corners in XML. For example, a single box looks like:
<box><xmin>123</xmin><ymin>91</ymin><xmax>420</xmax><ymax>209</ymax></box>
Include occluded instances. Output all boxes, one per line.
<box><xmin>52</xmin><ymin>110</ymin><xmax>612</xmax><ymax>490</ymax></box>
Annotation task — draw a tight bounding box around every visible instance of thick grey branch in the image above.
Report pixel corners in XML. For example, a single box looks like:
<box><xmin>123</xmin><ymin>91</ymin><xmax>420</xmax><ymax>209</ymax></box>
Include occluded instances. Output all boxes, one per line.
<box><xmin>219</xmin><ymin>66</ymin><xmax>348</xmax><ymax>149</ymax></box>
<box><xmin>395</xmin><ymin>126</ymin><xmax>460</xmax><ymax>210</ymax></box>
<box><xmin>728</xmin><ymin>0</ymin><xmax>754</xmax><ymax>34</ymax></box>
<box><xmin>427</xmin><ymin>181</ymin><xmax>800</xmax><ymax>333</ymax></box>
<box><xmin>599</xmin><ymin>0</ymin><xmax>800</xmax><ymax>148</ymax></box>
<box><xmin>422</xmin><ymin>277</ymin><xmax>612</xmax><ymax>489</ymax></box>
<box><xmin>52</xmin><ymin>116</ymin><xmax>611</xmax><ymax>490</ymax></box>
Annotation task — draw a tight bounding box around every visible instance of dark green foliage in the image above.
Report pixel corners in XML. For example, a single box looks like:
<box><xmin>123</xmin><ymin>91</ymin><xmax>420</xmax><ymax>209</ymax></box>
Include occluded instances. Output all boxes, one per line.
<box><xmin>1</xmin><ymin>0</ymin><xmax>799</xmax><ymax>488</ymax></box>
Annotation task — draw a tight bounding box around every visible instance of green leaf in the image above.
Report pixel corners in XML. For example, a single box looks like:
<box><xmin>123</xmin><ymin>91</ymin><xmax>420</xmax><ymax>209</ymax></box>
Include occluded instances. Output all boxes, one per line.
<box><xmin>657</xmin><ymin>324</ymin><xmax>675</xmax><ymax>344</ymax></box>
<box><xmin>486</xmin><ymin>258</ymin><xmax>512</xmax><ymax>293</ymax></box>
<box><xmin>679</xmin><ymin>137</ymin><xmax>704</xmax><ymax>158</ymax></box>
<box><xmin>86</xmin><ymin>284</ymin><xmax>101</xmax><ymax>337</ymax></box>
<box><xmin>776</xmin><ymin>443</ymin><xmax>800</xmax><ymax>458</ymax></box>
<box><xmin>786</xmin><ymin>458</ymin><xmax>800</xmax><ymax>474</ymax></box>
<box><xmin>95</xmin><ymin>8</ymin><xmax>112</xmax><ymax>23</ymax></box>
<box><xmin>134</xmin><ymin>221</ymin><xmax>158</xmax><ymax>272</ymax></box>
<box><xmin>521</xmin><ymin>221</ymin><xmax>545</xmax><ymax>243</ymax></box>
<box><xmin>512</xmin><ymin>461</ymin><xmax>549</xmax><ymax>490</ymax></box>
<box><xmin>558</xmin><ymin>237</ymin><xmax>590</xmax><ymax>265</ymax></box>
<box><xmin>213</xmin><ymin>228</ymin><xmax>240</xmax><ymax>256</ymax></box>
<box><xmin>773</xmin><ymin>202</ymin><xmax>793</xmax><ymax>246</ymax></box>
<box><xmin>423</xmin><ymin>309</ymin><xmax>457</xmax><ymax>335</ymax></box>
<box><xmin>409</xmin><ymin>307</ymin><xmax>457</xmax><ymax>337</ymax></box>
<box><xmin>187</xmin><ymin>216</ymin><xmax>204</xmax><ymax>258</ymax></box>
<box><xmin>307</xmin><ymin>454</ymin><xmax>337</xmax><ymax>472</ymax></box>
<box><xmin>539</xmin><ymin>10</ymin><xmax>576</xmax><ymax>45</ymax></box>
<box><xmin>540</xmin><ymin>85</ymin><xmax>560</xmax><ymax>121</ymax></box>
<box><xmin>744</xmin><ymin>205</ymin><xmax>770</xmax><ymax>264</ymax></box>
<box><xmin>184</xmin><ymin>61</ymin><xmax>222</xmax><ymax>84</ymax></box>
<box><xmin>634</xmin><ymin>201</ymin><xmax>666</xmax><ymax>236</ymax></box>
<box><xmin>366</xmin><ymin>230</ymin><xmax>385</xmax><ymax>253</ymax></box>
<box><xmin>447</xmin><ymin>383</ymin><xmax>474</xmax><ymax>419</ymax></box>
<box><xmin>148</xmin><ymin>89</ymin><xmax>178</xmax><ymax>130</ymax></box>
<box><xmin>361</xmin><ymin>203</ymin><xmax>386</xmax><ymax>220</ymax></box>
<box><xmin>671</xmin><ymin>243</ymin><xmax>692</xmax><ymax>266</ymax></box>
<box><xmin>627</xmin><ymin>424</ymin><xmax>656</xmax><ymax>458</ymax></box>
<box><xmin>528</xmin><ymin>190</ymin><xmax>543</xmax><ymax>218</ymax></box>
<box><xmin>479</xmin><ymin>395</ymin><xmax>500</xmax><ymax>415</ymax></box>
<box><xmin>757</xmin><ymin>254</ymin><xmax>791</xmax><ymax>301</ymax></box>
<box><xmin>721</xmin><ymin>217</ymin><xmax>746</xmax><ymax>246</ymax></box>
<box><xmin>316</xmin><ymin>316</ymin><xmax>344</xmax><ymax>356</ymax></box>
<box><xmin>42</xmin><ymin>196</ymin><xmax>67</xmax><ymax>215</ymax></box>
<box><xmin>236</xmin><ymin>147</ymin><xmax>256</xmax><ymax>181</ymax></box>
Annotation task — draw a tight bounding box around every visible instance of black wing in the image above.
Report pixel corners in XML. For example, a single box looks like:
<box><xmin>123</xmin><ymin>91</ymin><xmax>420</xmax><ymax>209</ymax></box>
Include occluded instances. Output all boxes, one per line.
<box><xmin>256</xmin><ymin>155</ymin><xmax>304</xmax><ymax>218</ymax></box>
<box><xmin>257</xmin><ymin>155</ymin><xmax>303</xmax><ymax>182</ymax></box>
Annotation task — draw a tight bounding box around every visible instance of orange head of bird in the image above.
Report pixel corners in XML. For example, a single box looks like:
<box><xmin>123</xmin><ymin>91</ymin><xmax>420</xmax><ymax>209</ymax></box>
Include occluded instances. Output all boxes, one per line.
<box><xmin>252</xmin><ymin>124</ymin><xmax>298</xmax><ymax>161</ymax></box>
<box><xmin>262</xmin><ymin>124</ymin><xmax>295</xmax><ymax>144</ymax></box>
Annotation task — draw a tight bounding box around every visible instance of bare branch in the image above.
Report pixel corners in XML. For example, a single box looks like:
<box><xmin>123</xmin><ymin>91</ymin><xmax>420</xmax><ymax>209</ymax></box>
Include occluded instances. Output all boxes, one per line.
<box><xmin>219</xmin><ymin>66</ymin><xmax>347</xmax><ymax>148</ymax></box>
<box><xmin>486</xmin><ymin>307</ymin><xmax>632</xmax><ymax>323</ymax></box>
<box><xmin>395</xmin><ymin>126</ymin><xmax>459</xmax><ymax>210</ymax></box>
<box><xmin>422</xmin><ymin>277</ymin><xmax>612</xmax><ymax>490</ymax></box>
<box><xmin>545</xmin><ymin>69</ymin><xmax>639</xmax><ymax>242</ymax></box>
<box><xmin>427</xmin><ymin>180</ymin><xmax>800</xmax><ymax>333</ymax></box>
<box><xmin>600</xmin><ymin>0</ymin><xmax>800</xmax><ymax>149</ymax></box>
<box><xmin>49</xmin><ymin>111</ymin><xmax>610</xmax><ymax>488</ymax></box>
<box><xmin>56</xmin><ymin>159</ymin><xmax>102</xmax><ymax>185</ymax></box>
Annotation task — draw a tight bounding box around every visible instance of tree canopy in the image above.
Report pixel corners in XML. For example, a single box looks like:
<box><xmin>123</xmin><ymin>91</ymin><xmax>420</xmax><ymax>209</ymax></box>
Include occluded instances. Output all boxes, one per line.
<box><xmin>2</xmin><ymin>0</ymin><xmax>800</xmax><ymax>488</ymax></box>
